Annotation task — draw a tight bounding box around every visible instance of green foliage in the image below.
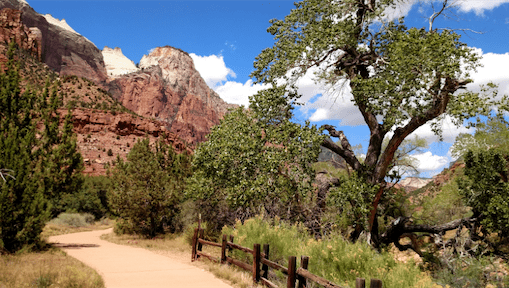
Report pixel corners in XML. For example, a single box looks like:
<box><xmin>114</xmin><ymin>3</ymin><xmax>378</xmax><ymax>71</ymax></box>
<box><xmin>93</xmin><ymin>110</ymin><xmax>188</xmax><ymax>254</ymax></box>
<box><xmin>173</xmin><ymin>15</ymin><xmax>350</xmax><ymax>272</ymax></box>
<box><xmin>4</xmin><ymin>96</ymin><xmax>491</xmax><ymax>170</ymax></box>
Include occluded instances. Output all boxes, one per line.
<box><xmin>187</xmin><ymin>104</ymin><xmax>323</xmax><ymax>229</ymax></box>
<box><xmin>387</xmin><ymin>135</ymin><xmax>428</xmax><ymax>178</ymax></box>
<box><xmin>0</xmin><ymin>43</ymin><xmax>83</xmax><ymax>252</ymax></box>
<box><xmin>413</xmin><ymin>177</ymin><xmax>471</xmax><ymax>226</ymax></box>
<box><xmin>49</xmin><ymin>212</ymin><xmax>95</xmax><ymax>228</ymax></box>
<box><xmin>250</xmin><ymin>1</ymin><xmax>498</xmax><ymax>136</ymax></box>
<box><xmin>451</xmin><ymin>117</ymin><xmax>509</xmax><ymax>159</ymax></box>
<box><xmin>40</xmin><ymin>87</ymin><xmax>84</xmax><ymax>217</ymax></box>
<box><xmin>109</xmin><ymin>138</ymin><xmax>191</xmax><ymax>237</ymax></box>
<box><xmin>222</xmin><ymin>216</ymin><xmax>434</xmax><ymax>288</ymax></box>
<box><xmin>327</xmin><ymin>172</ymin><xmax>379</xmax><ymax>230</ymax></box>
<box><xmin>248</xmin><ymin>0</ymin><xmax>509</xmax><ymax>241</ymax></box>
<box><xmin>458</xmin><ymin>150</ymin><xmax>509</xmax><ymax>236</ymax></box>
<box><xmin>60</xmin><ymin>176</ymin><xmax>111</xmax><ymax>220</ymax></box>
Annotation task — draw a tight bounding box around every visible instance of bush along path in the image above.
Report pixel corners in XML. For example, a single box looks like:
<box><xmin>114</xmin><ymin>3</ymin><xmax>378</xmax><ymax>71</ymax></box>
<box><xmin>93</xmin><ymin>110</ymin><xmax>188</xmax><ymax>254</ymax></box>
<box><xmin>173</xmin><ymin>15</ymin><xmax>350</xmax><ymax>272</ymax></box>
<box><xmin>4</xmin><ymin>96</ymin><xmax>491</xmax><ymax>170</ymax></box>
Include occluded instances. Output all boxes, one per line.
<box><xmin>49</xmin><ymin>228</ymin><xmax>233</xmax><ymax>288</ymax></box>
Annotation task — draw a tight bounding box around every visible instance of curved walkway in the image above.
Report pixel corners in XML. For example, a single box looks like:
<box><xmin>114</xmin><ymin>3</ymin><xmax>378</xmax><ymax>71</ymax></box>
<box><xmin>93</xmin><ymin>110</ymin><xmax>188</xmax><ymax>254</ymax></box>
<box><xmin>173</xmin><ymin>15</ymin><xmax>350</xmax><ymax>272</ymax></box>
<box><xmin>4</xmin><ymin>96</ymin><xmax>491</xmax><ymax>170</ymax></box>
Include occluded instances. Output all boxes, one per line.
<box><xmin>49</xmin><ymin>229</ymin><xmax>232</xmax><ymax>288</ymax></box>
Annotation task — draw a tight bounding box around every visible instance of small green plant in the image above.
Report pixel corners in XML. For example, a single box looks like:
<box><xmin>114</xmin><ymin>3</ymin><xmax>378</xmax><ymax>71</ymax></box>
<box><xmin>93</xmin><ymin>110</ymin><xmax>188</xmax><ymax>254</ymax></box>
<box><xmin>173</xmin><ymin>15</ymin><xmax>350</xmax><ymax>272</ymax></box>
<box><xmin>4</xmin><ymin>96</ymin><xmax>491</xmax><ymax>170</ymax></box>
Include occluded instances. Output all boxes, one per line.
<box><xmin>107</xmin><ymin>149</ymin><xmax>113</xmax><ymax>157</ymax></box>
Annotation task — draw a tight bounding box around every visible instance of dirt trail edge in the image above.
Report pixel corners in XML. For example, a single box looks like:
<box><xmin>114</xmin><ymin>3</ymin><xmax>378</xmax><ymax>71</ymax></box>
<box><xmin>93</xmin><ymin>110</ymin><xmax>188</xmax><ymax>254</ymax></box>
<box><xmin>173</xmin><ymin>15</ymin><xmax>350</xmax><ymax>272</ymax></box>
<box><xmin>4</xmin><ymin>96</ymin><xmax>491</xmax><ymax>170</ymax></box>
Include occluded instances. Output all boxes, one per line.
<box><xmin>49</xmin><ymin>228</ymin><xmax>233</xmax><ymax>288</ymax></box>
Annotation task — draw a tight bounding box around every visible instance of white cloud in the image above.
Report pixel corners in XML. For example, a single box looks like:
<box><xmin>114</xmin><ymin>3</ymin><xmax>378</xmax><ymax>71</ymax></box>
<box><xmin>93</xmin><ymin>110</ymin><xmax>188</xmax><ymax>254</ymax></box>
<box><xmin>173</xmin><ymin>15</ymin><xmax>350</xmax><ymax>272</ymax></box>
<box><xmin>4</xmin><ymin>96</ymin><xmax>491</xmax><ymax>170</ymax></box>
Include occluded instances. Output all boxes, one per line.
<box><xmin>468</xmin><ymin>48</ymin><xmax>509</xmax><ymax>98</ymax></box>
<box><xmin>383</xmin><ymin>0</ymin><xmax>416</xmax><ymax>20</ymax></box>
<box><xmin>384</xmin><ymin>0</ymin><xmax>509</xmax><ymax>20</ymax></box>
<box><xmin>189</xmin><ymin>53</ymin><xmax>236</xmax><ymax>89</ymax></box>
<box><xmin>409</xmin><ymin>116</ymin><xmax>473</xmax><ymax>143</ymax></box>
<box><xmin>189</xmin><ymin>53</ymin><xmax>267</xmax><ymax>106</ymax></box>
<box><xmin>214</xmin><ymin>80</ymin><xmax>269</xmax><ymax>107</ymax></box>
<box><xmin>456</xmin><ymin>0</ymin><xmax>509</xmax><ymax>15</ymax></box>
<box><xmin>412</xmin><ymin>151</ymin><xmax>449</xmax><ymax>172</ymax></box>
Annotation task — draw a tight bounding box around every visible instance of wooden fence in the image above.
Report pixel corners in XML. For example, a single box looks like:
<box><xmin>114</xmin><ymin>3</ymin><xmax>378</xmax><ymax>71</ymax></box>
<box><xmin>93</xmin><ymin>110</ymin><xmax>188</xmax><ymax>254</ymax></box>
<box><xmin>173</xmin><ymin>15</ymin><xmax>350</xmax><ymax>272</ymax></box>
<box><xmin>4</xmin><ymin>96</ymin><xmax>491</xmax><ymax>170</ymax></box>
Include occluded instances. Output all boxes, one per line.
<box><xmin>191</xmin><ymin>228</ymin><xmax>383</xmax><ymax>288</ymax></box>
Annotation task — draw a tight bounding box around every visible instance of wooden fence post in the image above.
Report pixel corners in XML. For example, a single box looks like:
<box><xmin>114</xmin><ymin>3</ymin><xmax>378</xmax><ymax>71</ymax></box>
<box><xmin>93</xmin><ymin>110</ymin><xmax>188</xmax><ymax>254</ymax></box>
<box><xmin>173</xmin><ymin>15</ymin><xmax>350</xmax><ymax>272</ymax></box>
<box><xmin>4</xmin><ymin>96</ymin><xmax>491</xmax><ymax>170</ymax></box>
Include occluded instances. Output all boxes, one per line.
<box><xmin>370</xmin><ymin>278</ymin><xmax>383</xmax><ymax>288</ymax></box>
<box><xmin>197</xmin><ymin>228</ymin><xmax>204</xmax><ymax>259</ymax></box>
<box><xmin>191</xmin><ymin>228</ymin><xmax>199</xmax><ymax>261</ymax></box>
<box><xmin>297</xmin><ymin>256</ymin><xmax>309</xmax><ymax>288</ymax></box>
<box><xmin>221</xmin><ymin>234</ymin><xmax>227</xmax><ymax>264</ymax></box>
<box><xmin>356</xmin><ymin>278</ymin><xmax>366</xmax><ymax>288</ymax></box>
<box><xmin>253</xmin><ymin>244</ymin><xmax>261</xmax><ymax>283</ymax></box>
<box><xmin>262</xmin><ymin>244</ymin><xmax>269</xmax><ymax>279</ymax></box>
<box><xmin>287</xmin><ymin>256</ymin><xmax>297</xmax><ymax>288</ymax></box>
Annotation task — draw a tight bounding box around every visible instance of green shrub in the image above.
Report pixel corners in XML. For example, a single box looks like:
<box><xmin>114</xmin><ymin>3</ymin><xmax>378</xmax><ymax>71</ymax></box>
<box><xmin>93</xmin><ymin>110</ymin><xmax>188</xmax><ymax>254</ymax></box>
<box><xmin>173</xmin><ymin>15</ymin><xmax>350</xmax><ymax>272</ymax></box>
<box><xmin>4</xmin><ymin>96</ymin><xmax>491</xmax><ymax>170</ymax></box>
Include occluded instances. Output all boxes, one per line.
<box><xmin>109</xmin><ymin>138</ymin><xmax>192</xmax><ymax>237</ymax></box>
<box><xmin>49</xmin><ymin>213</ymin><xmax>95</xmax><ymax>227</ymax></box>
<box><xmin>107</xmin><ymin>149</ymin><xmax>113</xmax><ymax>157</ymax></box>
<box><xmin>59</xmin><ymin>176</ymin><xmax>110</xmax><ymax>220</ymax></box>
<box><xmin>222</xmin><ymin>216</ymin><xmax>434</xmax><ymax>288</ymax></box>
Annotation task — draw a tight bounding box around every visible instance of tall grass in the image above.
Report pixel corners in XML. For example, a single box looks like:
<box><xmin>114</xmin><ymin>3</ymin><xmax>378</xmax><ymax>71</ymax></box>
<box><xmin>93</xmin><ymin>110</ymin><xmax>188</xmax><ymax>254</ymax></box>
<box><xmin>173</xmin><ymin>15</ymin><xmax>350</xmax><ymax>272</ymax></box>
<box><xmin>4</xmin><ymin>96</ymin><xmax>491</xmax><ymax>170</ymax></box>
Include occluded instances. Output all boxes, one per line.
<box><xmin>222</xmin><ymin>216</ymin><xmax>434</xmax><ymax>288</ymax></box>
<box><xmin>0</xmin><ymin>248</ymin><xmax>104</xmax><ymax>288</ymax></box>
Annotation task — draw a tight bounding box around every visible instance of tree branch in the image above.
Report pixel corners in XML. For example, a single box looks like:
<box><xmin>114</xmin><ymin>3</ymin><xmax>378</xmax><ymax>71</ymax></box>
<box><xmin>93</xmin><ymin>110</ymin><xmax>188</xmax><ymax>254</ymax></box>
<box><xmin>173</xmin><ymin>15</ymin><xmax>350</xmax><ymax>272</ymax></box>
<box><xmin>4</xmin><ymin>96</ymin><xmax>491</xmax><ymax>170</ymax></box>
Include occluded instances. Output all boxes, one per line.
<box><xmin>381</xmin><ymin>216</ymin><xmax>477</xmax><ymax>251</ymax></box>
<box><xmin>373</xmin><ymin>77</ymin><xmax>472</xmax><ymax>182</ymax></box>
<box><xmin>321</xmin><ymin>125</ymin><xmax>362</xmax><ymax>171</ymax></box>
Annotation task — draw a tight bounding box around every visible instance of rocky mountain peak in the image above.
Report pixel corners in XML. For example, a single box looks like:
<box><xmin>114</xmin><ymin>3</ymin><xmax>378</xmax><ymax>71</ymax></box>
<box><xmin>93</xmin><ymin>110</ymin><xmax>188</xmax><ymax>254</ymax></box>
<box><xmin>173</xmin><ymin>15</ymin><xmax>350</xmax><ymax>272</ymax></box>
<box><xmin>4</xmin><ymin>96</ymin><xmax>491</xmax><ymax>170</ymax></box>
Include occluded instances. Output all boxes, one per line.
<box><xmin>102</xmin><ymin>46</ymin><xmax>139</xmax><ymax>77</ymax></box>
<box><xmin>109</xmin><ymin>45</ymin><xmax>237</xmax><ymax>144</ymax></box>
<box><xmin>0</xmin><ymin>0</ymin><xmax>108</xmax><ymax>85</ymax></box>
<box><xmin>43</xmin><ymin>14</ymin><xmax>78</xmax><ymax>35</ymax></box>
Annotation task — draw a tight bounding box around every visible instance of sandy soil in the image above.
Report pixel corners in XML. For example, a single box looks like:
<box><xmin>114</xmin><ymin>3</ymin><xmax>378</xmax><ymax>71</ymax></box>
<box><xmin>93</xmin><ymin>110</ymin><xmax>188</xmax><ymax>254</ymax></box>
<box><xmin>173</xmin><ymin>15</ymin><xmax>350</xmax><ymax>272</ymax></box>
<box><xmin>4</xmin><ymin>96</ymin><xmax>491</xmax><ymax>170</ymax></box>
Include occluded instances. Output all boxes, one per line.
<box><xmin>49</xmin><ymin>228</ymin><xmax>233</xmax><ymax>288</ymax></box>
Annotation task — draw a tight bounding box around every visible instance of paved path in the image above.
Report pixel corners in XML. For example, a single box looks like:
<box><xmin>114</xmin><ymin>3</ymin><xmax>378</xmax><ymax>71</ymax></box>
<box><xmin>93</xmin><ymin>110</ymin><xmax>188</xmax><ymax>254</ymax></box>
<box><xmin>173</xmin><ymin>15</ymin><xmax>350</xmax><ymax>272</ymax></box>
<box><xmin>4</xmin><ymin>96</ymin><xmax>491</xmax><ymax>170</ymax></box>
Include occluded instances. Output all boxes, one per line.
<box><xmin>49</xmin><ymin>229</ymin><xmax>233</xmax><ymax>288</ymax></box>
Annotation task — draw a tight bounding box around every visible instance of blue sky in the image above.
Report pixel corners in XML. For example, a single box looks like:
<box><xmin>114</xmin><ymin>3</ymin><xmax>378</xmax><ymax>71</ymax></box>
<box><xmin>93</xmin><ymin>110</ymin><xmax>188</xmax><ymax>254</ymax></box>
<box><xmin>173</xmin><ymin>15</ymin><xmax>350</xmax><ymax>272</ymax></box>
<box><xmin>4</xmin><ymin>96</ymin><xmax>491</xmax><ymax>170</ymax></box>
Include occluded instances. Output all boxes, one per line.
<box><xmin>27</xmin><ymin>0</ymin><xmax>509</xmax><ymax>178</ymax></box>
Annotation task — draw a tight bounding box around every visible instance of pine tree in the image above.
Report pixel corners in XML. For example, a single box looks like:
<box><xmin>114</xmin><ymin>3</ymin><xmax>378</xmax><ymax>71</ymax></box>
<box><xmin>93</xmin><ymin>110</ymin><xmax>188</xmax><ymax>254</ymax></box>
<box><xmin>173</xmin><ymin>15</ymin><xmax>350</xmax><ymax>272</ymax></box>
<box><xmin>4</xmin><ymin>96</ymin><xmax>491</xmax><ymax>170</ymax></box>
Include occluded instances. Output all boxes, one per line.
<box><xmin>0</xmin><ymin>42</ymin><xmax>84</xmax><ymax>252</ymax></box>
<box><xmin>0</xmin><ymin>42</ymin><xmax>48</xmax><ymax>252</ymax></box>
<box><xmin>109</xmin><ymin>138</ymin><xmax>191</xmax><ymax>238</ymax></box>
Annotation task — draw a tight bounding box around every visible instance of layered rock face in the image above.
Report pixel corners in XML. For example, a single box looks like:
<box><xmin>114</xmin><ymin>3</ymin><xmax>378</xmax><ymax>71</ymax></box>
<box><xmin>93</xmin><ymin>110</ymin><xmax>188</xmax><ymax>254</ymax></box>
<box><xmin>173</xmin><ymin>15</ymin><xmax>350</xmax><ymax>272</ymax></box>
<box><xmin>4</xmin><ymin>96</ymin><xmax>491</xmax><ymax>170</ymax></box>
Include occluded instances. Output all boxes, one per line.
<box><xmin>63</xmin><ymin>108</ymin><xmax>191</xmax><ymax>175</ymax></box>
<box><xmin>0</xmin><ymin>8</ymin><xmax>41</xmax><ymax>62</ymax></box>
<box><xmin>109</xmin><ymin>46</ymin><xmax>237</xmax><ymax>144</ymax></box>
<box><xmin>0</xmin><ymin>0</ymin><xmax>108</xmax><ymax>85</ymax></box>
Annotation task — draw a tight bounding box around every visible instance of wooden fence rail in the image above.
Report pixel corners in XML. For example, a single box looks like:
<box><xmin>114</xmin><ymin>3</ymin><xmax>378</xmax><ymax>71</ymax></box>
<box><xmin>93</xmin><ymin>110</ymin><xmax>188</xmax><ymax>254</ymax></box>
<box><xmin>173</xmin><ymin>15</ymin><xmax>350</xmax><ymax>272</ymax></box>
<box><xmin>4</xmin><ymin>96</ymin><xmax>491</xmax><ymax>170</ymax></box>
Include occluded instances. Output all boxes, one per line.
<box><xmin>191</xmin><ymin>228</ymin><xmax>383</xmax><ymax>288</ymax></box>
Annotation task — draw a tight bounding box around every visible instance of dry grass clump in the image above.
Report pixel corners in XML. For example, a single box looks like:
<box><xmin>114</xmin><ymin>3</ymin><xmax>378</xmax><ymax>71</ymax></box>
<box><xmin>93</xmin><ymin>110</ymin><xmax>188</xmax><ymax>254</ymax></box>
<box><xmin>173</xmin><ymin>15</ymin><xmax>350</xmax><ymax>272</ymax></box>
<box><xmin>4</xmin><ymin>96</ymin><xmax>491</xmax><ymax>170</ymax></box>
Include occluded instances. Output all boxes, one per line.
<box><xmin>0</xmin><ymin>248</ymin><xmax>104</xmax><ymax>288</ymax></box>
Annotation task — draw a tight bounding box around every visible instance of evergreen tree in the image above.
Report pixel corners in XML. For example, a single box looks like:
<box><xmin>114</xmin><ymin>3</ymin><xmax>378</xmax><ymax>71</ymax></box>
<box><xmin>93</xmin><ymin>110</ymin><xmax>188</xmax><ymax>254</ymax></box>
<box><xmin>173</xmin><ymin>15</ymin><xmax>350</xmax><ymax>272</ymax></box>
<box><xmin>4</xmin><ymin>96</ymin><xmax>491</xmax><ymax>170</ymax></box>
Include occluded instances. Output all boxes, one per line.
<box><xmin>39</xmin><ymin>82</ymin><xmax>84</xmax><ymax>216</ymax></box>
<box><xmin>0</xmin><ymin>42</ymin><xmax>84</xmax><ymax>252</ymax></box>
<box><xmin>109</xmin><ymin>138</ymin><xmax>191</xmax><ymax>238</ymax></box>
<box><xmin>0</xmin><ymin>43</ymin><xmax>48</xmax><ymax>252</ymax></box>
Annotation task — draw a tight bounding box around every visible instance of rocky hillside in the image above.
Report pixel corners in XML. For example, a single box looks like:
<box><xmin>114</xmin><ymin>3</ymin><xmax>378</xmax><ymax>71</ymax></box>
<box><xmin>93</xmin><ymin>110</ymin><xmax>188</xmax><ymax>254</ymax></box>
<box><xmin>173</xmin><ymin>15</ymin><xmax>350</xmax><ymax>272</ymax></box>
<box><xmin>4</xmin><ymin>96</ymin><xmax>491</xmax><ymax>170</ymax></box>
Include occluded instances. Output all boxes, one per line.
<box><xmin>107</xmin><ymin>46</ymin><xmax>237</xmax><ymax>144</ymax></box>
<box><xmin>0</xmin><ymin>6</ymin><xmax>192</xmax><ymax>176</ymax></box>
<box><xmin>0</xmin><ymin>0</ymin><xmax>239</xmax><ymax>174</ymax></box>
<box><xmin>0</xmin><ymin>0</ymin><xmax>108</xmax><ymax>85</ymax></box>
<box><xmin>0</xmin><ymin>0</ymin><xmax>236</xmax><ymax>144</ymax></box>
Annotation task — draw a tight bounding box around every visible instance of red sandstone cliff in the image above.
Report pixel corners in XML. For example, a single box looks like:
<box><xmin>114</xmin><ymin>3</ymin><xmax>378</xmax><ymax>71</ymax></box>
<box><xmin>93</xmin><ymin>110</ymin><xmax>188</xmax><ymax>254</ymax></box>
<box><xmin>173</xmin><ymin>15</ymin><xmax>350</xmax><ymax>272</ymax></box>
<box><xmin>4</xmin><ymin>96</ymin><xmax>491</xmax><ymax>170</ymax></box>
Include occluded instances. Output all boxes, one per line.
<box><xmin>65</xmin><ymin>108</ymin><xmax>191</xmax><ymax>175</ymax></box>
<box><xmin>108</xmin><ymin>46</ymin><xmax>237</xmax><ymax>144</ymax></box>
<box><xmin>0</xmin><ymin>1</ymin><xmax>237</xmax><ymax>149</ymax></box>
<box><xmin>0</xmin><ymin>8</ymin><xmax>41</xmax><ymax>65</ymax></box>
<box><xmin>0</xmin><ymin>0</ymin><xmax>108</xmax><ymax>85</ymax></box>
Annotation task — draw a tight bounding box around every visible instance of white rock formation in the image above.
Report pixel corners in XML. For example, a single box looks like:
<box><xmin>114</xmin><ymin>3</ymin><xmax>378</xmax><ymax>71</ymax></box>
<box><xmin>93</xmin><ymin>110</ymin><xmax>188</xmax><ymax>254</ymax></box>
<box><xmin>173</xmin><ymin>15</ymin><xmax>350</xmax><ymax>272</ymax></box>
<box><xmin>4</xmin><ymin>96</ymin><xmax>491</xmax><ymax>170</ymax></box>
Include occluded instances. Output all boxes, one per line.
<box><xmin>43</xmin><ymin>13</ymin><xmax>94</xmax><ymax>45</ymax></box>
<box><xmin>43</xmin><ymin>14</ymin><xmax>79</xmax><ymax>34</ymax></box>
<box><xmin>102</xmin><ymin>46</ymin><xmax>139</xmax><ymax>77</ymax></box>
<box><xmin>399</xmin><ymin>177</ymin><xmax>432</xmax><ymax>189</ymax></box>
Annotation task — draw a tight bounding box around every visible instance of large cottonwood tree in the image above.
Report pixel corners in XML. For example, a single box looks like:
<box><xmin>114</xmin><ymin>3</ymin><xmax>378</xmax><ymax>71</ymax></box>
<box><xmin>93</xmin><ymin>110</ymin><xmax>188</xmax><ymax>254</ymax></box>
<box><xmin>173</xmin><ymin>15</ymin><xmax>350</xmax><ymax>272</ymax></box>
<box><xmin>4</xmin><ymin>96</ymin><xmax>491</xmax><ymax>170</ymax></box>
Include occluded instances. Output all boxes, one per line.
<box><xmin>250</xmin><ymin>0</ymin><xmax>509</xmax><ymax>247</ymax></box>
